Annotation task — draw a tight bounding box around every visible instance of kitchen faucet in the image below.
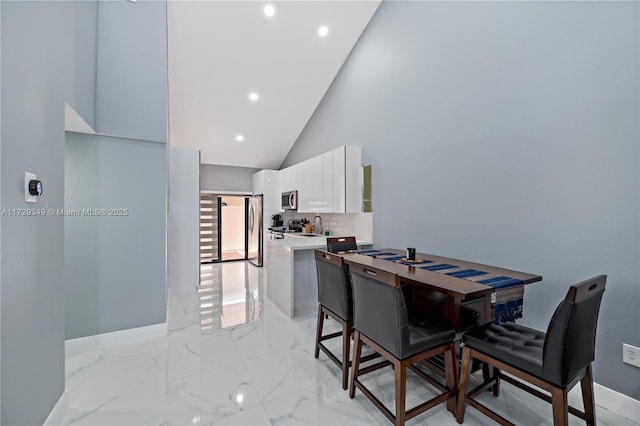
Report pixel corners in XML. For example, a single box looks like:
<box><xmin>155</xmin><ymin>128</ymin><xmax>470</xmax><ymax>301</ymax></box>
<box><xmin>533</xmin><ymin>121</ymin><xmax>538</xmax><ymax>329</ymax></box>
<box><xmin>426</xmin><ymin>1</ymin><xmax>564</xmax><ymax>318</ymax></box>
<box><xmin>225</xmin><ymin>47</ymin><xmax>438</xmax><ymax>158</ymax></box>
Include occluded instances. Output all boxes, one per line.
<box><xmin>312</xmin><ymin>215</ymin><xmax>323</xmax><ymax>235</ymax></box>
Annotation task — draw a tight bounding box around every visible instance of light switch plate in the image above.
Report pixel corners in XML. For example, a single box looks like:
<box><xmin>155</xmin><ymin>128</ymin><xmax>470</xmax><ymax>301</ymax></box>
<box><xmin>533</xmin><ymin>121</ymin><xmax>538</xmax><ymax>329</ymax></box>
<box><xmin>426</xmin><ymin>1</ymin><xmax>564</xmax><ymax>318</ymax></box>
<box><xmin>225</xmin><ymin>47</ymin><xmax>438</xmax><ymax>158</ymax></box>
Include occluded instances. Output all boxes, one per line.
<box><xmin>25</xmin><ymin>172</ymin><xmax>37</xmax><ymax>203</ymax></box>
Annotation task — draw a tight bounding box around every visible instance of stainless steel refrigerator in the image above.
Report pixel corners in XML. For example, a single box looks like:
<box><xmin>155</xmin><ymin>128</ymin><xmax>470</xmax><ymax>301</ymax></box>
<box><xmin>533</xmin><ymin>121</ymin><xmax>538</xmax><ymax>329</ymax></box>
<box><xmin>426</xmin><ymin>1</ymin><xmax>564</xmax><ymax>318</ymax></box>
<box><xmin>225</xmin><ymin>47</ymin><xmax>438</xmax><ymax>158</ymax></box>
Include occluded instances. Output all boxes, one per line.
<box><xmin>247</xmin><ymin>194</ymin><xmax>263</xmax><ymax>266</ymax></box>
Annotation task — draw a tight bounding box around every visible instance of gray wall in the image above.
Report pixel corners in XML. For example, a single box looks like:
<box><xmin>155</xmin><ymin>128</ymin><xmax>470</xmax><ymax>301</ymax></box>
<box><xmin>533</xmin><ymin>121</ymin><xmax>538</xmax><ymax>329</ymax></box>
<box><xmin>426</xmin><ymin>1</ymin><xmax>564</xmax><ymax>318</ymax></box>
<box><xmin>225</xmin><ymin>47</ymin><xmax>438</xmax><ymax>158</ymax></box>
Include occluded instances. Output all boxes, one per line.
<box><xmin>96</xmin><ymin>0</ymin><xmax>167</xmax><ymax>142</ymax></box>
<box><xmin>168</xmin><ymin>147</ymin><xmax>200</xmax><ymax>296</ymax></box>
<box><xmin>0</xmin><ymin>1</ymin><xmax>98</xmax><ymax>424</ymax></box>
<box><xmin>200</xmin><ymin>164</ymin><xmax>259</xmax><ymax>192</ymax></box>
<box><xmin>284</xmin><ymin>1</ymin><xmax>640</xmax><ymax>399</ymax></box>
<box><xmin>65</xmin><ymin>132</ymin><xmax>167</xmax><ymax>339</ymax></box>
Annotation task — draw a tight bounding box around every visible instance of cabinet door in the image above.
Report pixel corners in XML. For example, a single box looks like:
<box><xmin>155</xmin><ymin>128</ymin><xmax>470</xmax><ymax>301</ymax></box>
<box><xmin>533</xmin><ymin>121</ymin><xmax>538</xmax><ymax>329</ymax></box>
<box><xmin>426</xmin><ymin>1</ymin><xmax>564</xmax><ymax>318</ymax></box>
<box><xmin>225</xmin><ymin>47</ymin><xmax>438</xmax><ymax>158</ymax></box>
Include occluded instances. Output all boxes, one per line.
<box><xmin>252</xmin><ymin>170</ymin><xmax>264</xmax><ymax>195</ymax></box>
<box><xmin>345</xmin><ymin>146</ymin><xmax>362</xmax><ymax>213</ymax></box>
<box><xmin>262</xmin><ymin>170</ymin><xmax>280</xmax><ymax>217</ymax></box>
<box><xmin>301</xmin><ymin>156</ymin><xmax>322</xmax><ymax>213</ymax></box>
<box><xmin>322</xmin><ymin>152</ymin><xmax>333</xmax><ymax>213</ymax></box>
<box><xmin>279</xmin><ymin>166</ymin><xmax>289</xmax><ymax>193</ymax></box>
<box><xmin>332</xmin><ymin>147</ymin><xmax>346</xmax><ymax>213</ymax></box>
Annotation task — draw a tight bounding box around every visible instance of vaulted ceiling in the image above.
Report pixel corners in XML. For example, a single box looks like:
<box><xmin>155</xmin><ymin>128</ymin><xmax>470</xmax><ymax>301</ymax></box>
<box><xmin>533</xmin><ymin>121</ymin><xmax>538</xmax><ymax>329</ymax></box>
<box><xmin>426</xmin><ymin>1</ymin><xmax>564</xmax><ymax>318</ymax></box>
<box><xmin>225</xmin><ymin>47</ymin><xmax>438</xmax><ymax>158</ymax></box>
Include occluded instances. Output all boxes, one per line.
<box><xmin>167</xmin><ymin>1</ymin><xmax>380</xmax><ymax>169</ymax></box>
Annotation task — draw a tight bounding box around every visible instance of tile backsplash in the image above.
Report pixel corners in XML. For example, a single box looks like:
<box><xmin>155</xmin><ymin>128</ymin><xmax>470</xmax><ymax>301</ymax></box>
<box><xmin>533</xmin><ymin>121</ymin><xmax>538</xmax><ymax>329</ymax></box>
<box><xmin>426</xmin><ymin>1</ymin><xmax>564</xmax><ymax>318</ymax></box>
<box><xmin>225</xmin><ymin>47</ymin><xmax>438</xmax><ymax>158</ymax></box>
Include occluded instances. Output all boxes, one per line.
<box><xmin>286</xmin><ymin>212</ymin><xmax>374</xmax><ymax>242</ymax></box>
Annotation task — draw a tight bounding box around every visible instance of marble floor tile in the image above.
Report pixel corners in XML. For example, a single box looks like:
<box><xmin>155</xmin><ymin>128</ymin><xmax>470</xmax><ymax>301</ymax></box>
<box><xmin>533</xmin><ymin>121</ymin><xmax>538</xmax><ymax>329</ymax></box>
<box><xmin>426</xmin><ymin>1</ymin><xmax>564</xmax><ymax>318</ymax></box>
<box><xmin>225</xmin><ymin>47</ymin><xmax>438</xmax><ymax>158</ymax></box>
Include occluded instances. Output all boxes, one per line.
<box><xmin>62</xmin><ymin>261</ymin><xmax>640</xmax><ymax>426</ymax></box>
<box><xmin>230</xmin><ymin>320</ymin><xmax>303</xmax><ymax>361</ymax></box>
<box><xmin>62</xmin><ymin>383</ymin><xmax>168</xmax><ymax>425</ymax></box>
<box><xmin>160</xmin><ymin>362</ymin><xmax>262</xmax><ymax>425</ymax></box>
<box><xmin>243</xmin><ymin>344</ymin><xmax>334</xmax><ymax>402</ymax></box>
<box><xmin>262</xmin><ymin>381</ymin><xmax>383</xmax><ymax>425</ymax></box>
<box><xmin>67</xmin><ymin>340</ymin><xmax>171</xmax><ymax>412</ymax></box>
<box><xmin>164</xmin><ymin>329</ymin><xmax>242</xmax><ymax>382</ymax></box>
<box><xmin>211</xmin><ymin>405</ymin><xmax>272</xmax><ymax>426</ymax></box>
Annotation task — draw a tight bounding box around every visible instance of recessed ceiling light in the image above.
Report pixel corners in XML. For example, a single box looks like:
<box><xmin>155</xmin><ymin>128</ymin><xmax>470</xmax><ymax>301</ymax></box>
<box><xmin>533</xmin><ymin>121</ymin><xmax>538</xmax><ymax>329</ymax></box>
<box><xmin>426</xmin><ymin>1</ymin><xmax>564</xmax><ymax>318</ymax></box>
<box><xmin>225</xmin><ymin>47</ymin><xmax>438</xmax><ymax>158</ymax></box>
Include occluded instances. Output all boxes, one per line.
<box><xmin>264</xmin><ymin>4</ymin><xmax>275</xmax><ymax>17</ymax></box>
<box><xmin>249</xmin><ymin>92</ymin><xmax>259</xmax><ymax>101</ymax></box>
<box><xmin>235</xmin><ymin>135</ymin><xmax>245</xmax><ymax>143</ymax></box>
<box><xmin>318</xmin><ymin>26</ymin><xmax>329</xmax><ymax>37</ymax></box>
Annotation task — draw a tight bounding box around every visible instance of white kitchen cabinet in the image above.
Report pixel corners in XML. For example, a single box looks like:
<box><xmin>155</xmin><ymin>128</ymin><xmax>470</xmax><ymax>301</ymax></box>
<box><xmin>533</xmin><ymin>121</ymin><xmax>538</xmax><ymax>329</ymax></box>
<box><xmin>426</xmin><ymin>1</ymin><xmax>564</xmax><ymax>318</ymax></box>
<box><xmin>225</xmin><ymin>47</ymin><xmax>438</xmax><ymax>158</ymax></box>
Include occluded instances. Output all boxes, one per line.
<box><xmin>253</xmin><ymin>169</ymin><xmax>280</xmax><ymax>216</ymax></box>
<box><xmin>332</xmin><ymin>147</ymin><xmax>346</xmax><ymax>213</ymax></box>
<box><xmin>300</xmin><ymin>156</ymin><xmax>322</xmax><ymax>213</ymax></box>
<box><xmin>345</xmin><ymin>146</ymin><xmax>363</xmax><ymax>213</ymax></box>
<box><xmin>322</xmin><ymin>151</ymin><xmax>334</xmax><ymax>213</ymax></box>
<box><xmin>279</xmin><ymin>166</ymin><xmax>290</xmax><ymax>194</ymax></box>
<box><xmin>275</xmin><ymin>145</ymin><xmax>362</xmax><ymax>214</ymax></box>
<box><xmin>331</xmin><ymin>146</ymin><xmax>362</xmax><ymax>213</ymax></box>
<box><xmin>279</xmin><ymin>163</ymin><xmax>301</xmax><ymax>193</ymax></box>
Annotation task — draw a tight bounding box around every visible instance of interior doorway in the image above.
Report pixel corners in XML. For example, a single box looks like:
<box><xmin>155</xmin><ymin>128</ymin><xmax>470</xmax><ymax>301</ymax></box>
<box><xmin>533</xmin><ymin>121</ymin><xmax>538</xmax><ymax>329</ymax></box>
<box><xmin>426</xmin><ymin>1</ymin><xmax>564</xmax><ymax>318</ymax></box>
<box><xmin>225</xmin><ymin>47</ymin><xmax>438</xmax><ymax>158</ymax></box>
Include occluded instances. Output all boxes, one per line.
<box><xmin>200</xmin><ymin>193</ymin><xmax>262</xmax><ymax>265</ymax></box>
<box><xmin>220</xmin><ymin>195</ymin><xmax>246</xmax><ymax>261</ymax></box>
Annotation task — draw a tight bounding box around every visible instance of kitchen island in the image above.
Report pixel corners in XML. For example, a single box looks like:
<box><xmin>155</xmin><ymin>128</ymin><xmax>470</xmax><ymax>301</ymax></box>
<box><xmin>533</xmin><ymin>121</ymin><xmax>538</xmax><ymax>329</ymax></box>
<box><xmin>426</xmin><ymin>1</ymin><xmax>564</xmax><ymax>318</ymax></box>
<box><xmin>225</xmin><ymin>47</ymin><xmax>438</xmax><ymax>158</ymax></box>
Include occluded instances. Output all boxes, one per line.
<box><xmin>267</xmin><ymin>234</ymin><xmax>373</xmax><ymax>317</ymax></box>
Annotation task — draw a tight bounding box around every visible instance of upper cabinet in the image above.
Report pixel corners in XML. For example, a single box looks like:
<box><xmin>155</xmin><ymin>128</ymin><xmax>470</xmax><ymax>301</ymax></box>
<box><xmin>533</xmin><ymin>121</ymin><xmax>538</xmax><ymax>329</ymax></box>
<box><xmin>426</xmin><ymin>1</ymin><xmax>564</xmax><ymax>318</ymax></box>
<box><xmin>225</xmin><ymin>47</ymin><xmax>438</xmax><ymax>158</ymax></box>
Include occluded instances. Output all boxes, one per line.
<box><xmin>285</xmin><ymin>146</ymin><xmax>362</xmax><ymax>214</ymax></box>
<box><xmin>279</xmin><ymin>162</ymin><xmax>301</xmax><ymax>194</ymax></box>
<box><xmin>322</xmin><ymin>151</ymin><xmax>334</xmax><ymax>213</ymax></box>
<box><xmin>253</xmin><ymin>146</ymin><xmax>365</xmax><ymax>217</ymax></box>
<box><xmin>344</xmin><ymin>146</ymin><xmax>363</xmax><ymax>213</ymax></box>
<box><xmin>252</xmin><ymin>169</ymin><xmax>280</xmax><ymax>216</ymax></box>
<box><xmin>300</xmin><ymin>155</ymin><xmax>323</xmax><ymax>213</ymax></box>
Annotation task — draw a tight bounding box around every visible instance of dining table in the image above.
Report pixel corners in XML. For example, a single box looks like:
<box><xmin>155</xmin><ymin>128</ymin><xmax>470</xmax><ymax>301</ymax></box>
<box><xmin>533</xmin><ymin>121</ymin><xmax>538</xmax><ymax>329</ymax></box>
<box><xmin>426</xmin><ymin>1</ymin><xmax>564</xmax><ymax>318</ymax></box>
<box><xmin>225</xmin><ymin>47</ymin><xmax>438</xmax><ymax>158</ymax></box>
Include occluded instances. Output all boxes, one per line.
<box><xmin>342</xmin><ymin>248</ymin><xmax>542</xmax><ymax>335</ymax></box>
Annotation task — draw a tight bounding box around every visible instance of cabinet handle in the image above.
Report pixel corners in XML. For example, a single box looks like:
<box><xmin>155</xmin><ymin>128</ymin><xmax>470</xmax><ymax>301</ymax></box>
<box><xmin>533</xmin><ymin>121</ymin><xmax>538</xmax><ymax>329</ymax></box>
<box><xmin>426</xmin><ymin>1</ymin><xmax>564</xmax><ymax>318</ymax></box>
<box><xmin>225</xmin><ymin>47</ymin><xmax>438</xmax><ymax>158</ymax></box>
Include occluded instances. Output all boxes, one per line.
<box><xmin>364</xmin><ymin>268</ymin><xmax>377</xmax><ymax>276</ymax></box>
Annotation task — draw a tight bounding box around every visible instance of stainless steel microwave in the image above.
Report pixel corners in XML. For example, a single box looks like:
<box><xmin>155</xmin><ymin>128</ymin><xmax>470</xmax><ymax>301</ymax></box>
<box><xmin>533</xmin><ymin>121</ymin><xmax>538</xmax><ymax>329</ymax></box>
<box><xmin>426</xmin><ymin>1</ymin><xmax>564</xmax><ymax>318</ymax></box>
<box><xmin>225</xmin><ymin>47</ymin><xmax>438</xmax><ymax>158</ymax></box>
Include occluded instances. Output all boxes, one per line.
<box><xmin>281</xmin><ymin>191</ymin><xmax>297</xmax><ymax>210</ymax></box>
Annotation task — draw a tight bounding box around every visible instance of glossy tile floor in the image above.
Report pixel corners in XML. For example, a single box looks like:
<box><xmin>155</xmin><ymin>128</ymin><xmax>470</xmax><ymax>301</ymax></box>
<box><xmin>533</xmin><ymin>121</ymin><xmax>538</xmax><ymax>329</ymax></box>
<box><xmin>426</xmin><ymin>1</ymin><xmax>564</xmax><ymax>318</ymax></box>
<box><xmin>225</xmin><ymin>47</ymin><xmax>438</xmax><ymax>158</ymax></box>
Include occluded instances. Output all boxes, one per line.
<box><xmin>62</xmin><ymin>261</ymin><xmax>638</xmax><ymax>425</ymax></box>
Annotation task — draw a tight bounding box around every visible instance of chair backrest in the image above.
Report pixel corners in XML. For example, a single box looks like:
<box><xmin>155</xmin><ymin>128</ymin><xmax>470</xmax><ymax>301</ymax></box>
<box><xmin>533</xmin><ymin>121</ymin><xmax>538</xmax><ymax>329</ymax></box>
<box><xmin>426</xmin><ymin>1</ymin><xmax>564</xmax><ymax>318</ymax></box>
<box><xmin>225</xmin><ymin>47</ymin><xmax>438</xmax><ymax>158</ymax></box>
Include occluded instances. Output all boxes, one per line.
<box><xmin>314</xmin><ymin>250</ymin><xmax>353</xmax><ymax>320</ymax></box>
<box><xmin>542</xmin><ymin>275</ymin><xmax>607</xmax><ymax>387</ymax></box>
<box><xmin>326</xmin><ymin>236</ymin><xmax>357</xmax><ymax>253</ymax></box>
<box><xmin>348</xmin><ymin>261</ymin><xmax>408</xmax><ymax>358</ymax></box>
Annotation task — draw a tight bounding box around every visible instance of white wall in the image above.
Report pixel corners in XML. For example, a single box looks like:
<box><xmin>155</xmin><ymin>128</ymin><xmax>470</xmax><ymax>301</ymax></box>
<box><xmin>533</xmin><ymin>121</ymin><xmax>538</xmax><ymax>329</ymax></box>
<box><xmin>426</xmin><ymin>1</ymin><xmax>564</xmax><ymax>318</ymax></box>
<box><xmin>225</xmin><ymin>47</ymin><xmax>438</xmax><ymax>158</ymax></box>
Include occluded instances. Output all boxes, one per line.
<box><xmin>283</xmin><ymin>1</ymin><xmax>640</xmax><ymax>399</ymax></box>
<box><xmin>65</xmin><ymin>133</ymin><xmax>167</xmax><ymax>339</ymax></box>
<box><xmin>168</xmin><ymin>146</ymin><xmax>200</xmax><ymax>296</ymax></box>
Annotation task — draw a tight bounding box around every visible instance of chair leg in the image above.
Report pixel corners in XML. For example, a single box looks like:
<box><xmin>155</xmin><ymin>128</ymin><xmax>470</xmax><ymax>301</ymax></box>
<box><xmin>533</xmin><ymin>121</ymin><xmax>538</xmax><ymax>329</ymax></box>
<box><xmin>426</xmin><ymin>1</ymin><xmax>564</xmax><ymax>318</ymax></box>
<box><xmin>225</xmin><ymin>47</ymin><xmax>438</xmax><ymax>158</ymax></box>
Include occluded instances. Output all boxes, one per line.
<box><xmin>581</xmin><ymin>364</ymin><xmax>596</xmax><ymax>426</ymax></box>
<box><xmin>445</xmin><ymin>342</ymin><xmax>457</xmax><ymax>414</ymax></box>
<box><xmin>349</xmin><ymin>330</ymin><xmax>363</xmax><ymax>399</ymax></box>
<box><xmin>456</xmin><ymin>346</ymin><xmax>473</xmax><ymax>424</ymax></box>
<box><xmin>394</xmin><ymin>359</ymin><xmax>407</xmax><ymax>426</ymax></box>
<box><xmin>341</xmin><ymin>321</ymin><xmax>351</xmax><ymax>390</ymax></box>
<box><xmin>551</xmin><ymin>386</ymin><xmax>569</xmax><ymax>426</ymax></box>
<box><xmin>314</xmin><ymin>305</ymin><xmax>324</xmax><ymax>359</ymax></box>
<box><xmin>492</xmin><ymin>366</ymin><xmax>501</xmax><ymax>397</ymax></box>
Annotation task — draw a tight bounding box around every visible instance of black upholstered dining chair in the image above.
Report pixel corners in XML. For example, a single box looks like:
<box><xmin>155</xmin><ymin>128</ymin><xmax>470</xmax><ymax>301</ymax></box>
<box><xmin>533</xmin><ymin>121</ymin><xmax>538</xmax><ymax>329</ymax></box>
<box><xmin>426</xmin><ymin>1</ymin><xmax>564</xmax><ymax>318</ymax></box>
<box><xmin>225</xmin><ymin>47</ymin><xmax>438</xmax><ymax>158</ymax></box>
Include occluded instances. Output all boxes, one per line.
<box><xmin>347</xmin><ymin>261</ymin><xmax>458</xmax><ymax>426</ymax></box>
<box><xmin>313</xmin><ymin>249</ymin><xmax>356</xmax><ymax>389</ymax></box>
<box><xmin>326</xmin><ymin>236</ymin><xmax>357</xmax><ymax>253</ymax></box>
<box><xmin>456</xmin><ymin>275</ymin><xmax>607</xmax><ymax>426</ymax></box>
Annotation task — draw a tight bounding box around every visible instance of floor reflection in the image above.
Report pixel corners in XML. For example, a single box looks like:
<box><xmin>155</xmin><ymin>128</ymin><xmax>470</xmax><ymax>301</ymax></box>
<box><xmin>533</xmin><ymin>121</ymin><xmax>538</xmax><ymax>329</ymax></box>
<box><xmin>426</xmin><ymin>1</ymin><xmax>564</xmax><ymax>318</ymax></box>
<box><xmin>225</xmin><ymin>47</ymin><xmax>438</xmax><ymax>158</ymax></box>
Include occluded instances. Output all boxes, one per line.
<box><xmin>199</xmin><ymin>261</ymin><xmax>264</xmax><ymax>330</ymax></box>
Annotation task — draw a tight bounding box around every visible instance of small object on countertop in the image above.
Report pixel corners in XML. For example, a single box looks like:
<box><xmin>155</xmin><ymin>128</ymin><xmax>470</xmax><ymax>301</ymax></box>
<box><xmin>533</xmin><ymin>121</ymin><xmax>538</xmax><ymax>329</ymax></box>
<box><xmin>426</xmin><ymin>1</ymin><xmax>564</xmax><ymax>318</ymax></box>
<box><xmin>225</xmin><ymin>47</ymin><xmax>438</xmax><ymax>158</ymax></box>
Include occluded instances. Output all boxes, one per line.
<box><xmin>407</xmin><ymin>247</ymin><xmax>416</xmax><ymax>260</ymax></box>
<box><xmin>312</xmin><ymin>215</ymin><xmax>323</xmax><ymax>235</ymax></box>
<box><xmin>324</xmin><ymin>228</ymin><xmax>330</xmax><ymax>236</ymax></box>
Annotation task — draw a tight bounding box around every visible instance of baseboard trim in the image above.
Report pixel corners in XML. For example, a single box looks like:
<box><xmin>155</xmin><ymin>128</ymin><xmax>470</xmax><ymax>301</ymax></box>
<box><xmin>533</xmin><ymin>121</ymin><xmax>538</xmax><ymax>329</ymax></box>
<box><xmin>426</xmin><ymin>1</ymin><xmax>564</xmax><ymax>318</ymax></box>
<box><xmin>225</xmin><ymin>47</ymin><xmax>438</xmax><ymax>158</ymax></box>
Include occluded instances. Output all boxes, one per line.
<box><xmin>594</xmin><ymin>382</ymin><xmax>640</xmax><ymax>423</ymax></box>
<box><xmin>43</xmin><ymin>390</ymin><xmax>68</xmax><ymax>426</ymax></box>
<box><xmin>65</xmin><ymin>323</ymin><xmax>167</xmax><ymax>355</ymax></box>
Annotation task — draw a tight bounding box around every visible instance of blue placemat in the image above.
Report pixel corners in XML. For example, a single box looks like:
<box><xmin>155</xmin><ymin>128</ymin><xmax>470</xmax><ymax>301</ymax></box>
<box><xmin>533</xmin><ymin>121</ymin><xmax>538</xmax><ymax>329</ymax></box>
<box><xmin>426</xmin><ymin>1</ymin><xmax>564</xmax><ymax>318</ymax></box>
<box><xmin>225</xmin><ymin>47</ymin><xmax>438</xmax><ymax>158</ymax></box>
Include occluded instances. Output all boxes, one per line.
<box><xmin>419</xmin><ymin>263</ymin><xmax>458</xmax><ymax>271</ymax></box>
<box><xmin>352</xmin><ymin>250</ymin><xmax>398</xmax><ymax>257</ymax></box>
<box><xmin>446</xmin><ymin>269</ymin><xmax>488</xmax><ymax>279</ymax></box>
<box><xmin>478</xmin><ymin>276</ymin><xmax>523</xmax><ymax>289</ymax></box>
<box><xmin>378</xmin><ymin>255</ymin><xmax>404</xmax><ymax>261</ymax></box>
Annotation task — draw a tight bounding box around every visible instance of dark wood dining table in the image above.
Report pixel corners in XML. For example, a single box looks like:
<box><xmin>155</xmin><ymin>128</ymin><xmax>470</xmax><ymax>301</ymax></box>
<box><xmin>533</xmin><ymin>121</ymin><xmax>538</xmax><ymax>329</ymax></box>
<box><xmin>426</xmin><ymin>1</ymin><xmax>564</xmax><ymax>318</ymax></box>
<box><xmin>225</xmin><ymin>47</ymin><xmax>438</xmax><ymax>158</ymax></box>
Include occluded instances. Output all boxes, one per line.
<box><xmin>342</xmin><ymin>248</ymin><xmax>542</xmax><ymax>335</ymax></box>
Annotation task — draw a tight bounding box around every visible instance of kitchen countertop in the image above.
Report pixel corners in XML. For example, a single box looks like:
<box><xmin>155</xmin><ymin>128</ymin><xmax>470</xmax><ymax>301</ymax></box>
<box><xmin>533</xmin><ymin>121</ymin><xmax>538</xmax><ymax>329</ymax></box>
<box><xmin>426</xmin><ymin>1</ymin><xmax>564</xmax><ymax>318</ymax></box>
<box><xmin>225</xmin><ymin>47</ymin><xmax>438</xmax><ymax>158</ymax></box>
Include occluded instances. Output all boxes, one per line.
<box><xmin>268</xmin><ymin>234</ymin><xmax>373</xmax><ymax>250</ymax></box>
<box><xmin>266</xmin><ymin>234</ymin><xmax>373</xmax><ymax>317</ymax></box>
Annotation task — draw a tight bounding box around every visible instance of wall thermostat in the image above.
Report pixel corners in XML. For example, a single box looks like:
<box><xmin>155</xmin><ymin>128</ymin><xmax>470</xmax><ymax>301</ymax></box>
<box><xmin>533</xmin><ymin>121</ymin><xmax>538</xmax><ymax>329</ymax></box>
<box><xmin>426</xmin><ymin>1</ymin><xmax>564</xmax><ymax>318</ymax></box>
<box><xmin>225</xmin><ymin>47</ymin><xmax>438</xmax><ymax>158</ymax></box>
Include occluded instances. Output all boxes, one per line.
<box><xmin>25</xmin><ymin>172</ymin><xmax>42</xmax><ymax>203</ymax></box>
<box><xmin>29</xmin><ymin>179</ymin><xmax>43</xmax><ymax>196</ymax></box>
